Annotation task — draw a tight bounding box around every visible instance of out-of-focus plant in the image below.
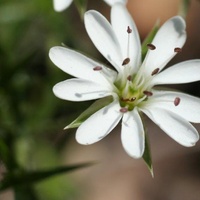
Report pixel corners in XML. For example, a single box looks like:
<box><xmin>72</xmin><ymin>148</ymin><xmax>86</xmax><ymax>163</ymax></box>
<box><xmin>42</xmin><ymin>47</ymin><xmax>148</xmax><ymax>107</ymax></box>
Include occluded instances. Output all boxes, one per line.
<box><xmin>0</xmin><ymin>0</ymin><xmax>93</xmax><ymax>199</ymax></box>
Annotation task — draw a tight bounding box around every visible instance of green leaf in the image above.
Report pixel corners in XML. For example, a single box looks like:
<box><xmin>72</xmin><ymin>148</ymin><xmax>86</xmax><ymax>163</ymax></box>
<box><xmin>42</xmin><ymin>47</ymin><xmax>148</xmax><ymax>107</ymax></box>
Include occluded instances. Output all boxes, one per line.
<box><xmin>0</xmin><ymin>162</ymin><xmax>94</xmax><ymax>191</ymax></box>
<box><xmin>74</xmin><ymin>0</ymin><xmax>88</xmax><ymax>19</ymax></box>
<box><xmin>142</xmin><ymin>133</ymin><xmax>154</xmax><ymax>177</ymax></box>
<box><xmin>141</xmin><ymin>21</ymin><xmax>160</xmax><ymax>61</ymax></box>
<box><xmin>178</xmin><ymin>0</ymin><xmax>191</xmax><ymax>19</ymax></box>
<box><xmin>65</xmin><ymin>96</ymin><xmax>113</xmax><ymax>129</ymax></box>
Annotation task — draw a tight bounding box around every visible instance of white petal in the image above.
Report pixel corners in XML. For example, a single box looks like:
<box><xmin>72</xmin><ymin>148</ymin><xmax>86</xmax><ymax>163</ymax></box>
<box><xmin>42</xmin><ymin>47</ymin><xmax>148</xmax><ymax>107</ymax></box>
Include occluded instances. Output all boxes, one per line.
<box><xmin>111</xmin><ymin>3</ymin><xmax>141</xmax><ymax>73</ymax></box>
<box><xmin>53</xmin><ymin>78</ymin><xmax>112</xmax><ymax>101</ymax></box>
<box><xmin>141</xmin><ymin>16</ymin><xmax>186</xmax><ymax>76</ymax></box>
<box><xmin>141</xmin><ymin>107</ymin><xmax>199</xmax><ymax>147</ymax></box>
<box><xmin>53</xmin><ymin>0</ymin><xmax>72</xmax><ymax>12</ymax></box>
<box><xmin>103</xmin><ymin>0</ymin><xmax>127</xmax><ymax>6</ymax></box>
<box><xmin>121</xmin><ymin>109</ymin><xmax>144</xmax><ymax>158</ymax></box>
<box><xmin>151</xmin><ymin>60</ymin><xmax>200</xmax><ymax>86</ymax></box>
<box><xmin>49</xmin><ymin>47</ymin><xmax>117</xmax><ymax>86</ymax></box>
<box><xmin>144</xmin><ymin>90</ymin><xmax>200</xmax><ymax>123</ymax></box>
<box><xmin>84</xmin><ymin>10</ymin><xmax>123</xmax><ymax>73</ymax></box>
<box><xmin>76</xmin><ymin>101</ymin><xmax>122</xmax><ymax>144</ymax></box>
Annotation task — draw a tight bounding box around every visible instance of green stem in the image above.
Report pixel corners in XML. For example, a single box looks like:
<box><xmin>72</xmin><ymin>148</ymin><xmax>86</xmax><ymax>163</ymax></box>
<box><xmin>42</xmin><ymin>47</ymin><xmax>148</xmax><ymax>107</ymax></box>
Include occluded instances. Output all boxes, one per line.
<box><xmin>178</xmin><ymin>0</ymin><xmax>191</xmax><ymax>19</ymax></box>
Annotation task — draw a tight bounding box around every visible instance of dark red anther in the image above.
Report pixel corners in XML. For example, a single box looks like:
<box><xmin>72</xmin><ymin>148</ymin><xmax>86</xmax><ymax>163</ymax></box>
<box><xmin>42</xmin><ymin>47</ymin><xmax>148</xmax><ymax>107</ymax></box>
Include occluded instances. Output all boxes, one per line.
<box><xmin>122</xmin><ymin>58</ymin><xmax>130</xmax><ymax>66</ymax></box>
<box><xmin>174</xmin><ymin>47</ymin><xmax>182</xmax><ymax>53</ymax></box>
<box><xmin>127</xmin><ymin>26</ymin><xmax>132</xmax><ymax>34</ymax></box>
<box><xmin>93</xmin><ymin>66</ymin><xmax>102</xmax><ymax>71</ymax></box>
<box><xmin>174</xmin><ymin>97</ymin><xmax>181</xmax><ymax>106</ymax></box>
<box><xmin>127</xmin><ymin>75</ymin><xmax>132</xmax><ymax>81</ymax></box>
<box><xmin>151</xmin><ymin>68</ymin><xmax>160</xmax><ymax>76</ymax></box>
<box><xmin>147</xmin><ymin>43</ymin><xmax>156</xmax><ymax>50</ymax></box>
<box><xmin>143</xmin><ymin>91</ymin><xmax>153</xmax><ymax>96</ymax></box>
<box><xmin>120</xmin><ymin>107</ymin><xmax>128</xmax><ymax>113</ymax></box>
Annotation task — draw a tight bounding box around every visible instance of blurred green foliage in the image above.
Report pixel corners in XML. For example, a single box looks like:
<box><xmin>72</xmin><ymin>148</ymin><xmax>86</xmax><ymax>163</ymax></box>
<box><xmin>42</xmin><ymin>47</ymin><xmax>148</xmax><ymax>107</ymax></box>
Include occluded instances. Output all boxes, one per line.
<box><xmin>0</xmin><ymin>0</ymin><xmax>92</xmax><ymax>199</ymax></box>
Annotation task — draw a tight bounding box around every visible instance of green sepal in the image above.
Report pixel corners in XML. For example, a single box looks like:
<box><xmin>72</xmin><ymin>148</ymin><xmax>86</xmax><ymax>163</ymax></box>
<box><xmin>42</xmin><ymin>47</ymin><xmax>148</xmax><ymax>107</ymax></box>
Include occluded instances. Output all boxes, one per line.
<box><xmin>141</xmin><ymin>21</ymin><xmax>160</xmax><ymax>61</ymax></box>
<box><xmin>142</xmin><ymin>132</ymin><xmax>154</xmax><ymax>177</ymax></box>
<box><xmin>74</xmin><ymin>0</ymin><xmax>87</xmax><ymax>20</ymax></box>
<box><xmin>0</xmin><ymin>162</ymin><xmax>94</xmax><ymax>191</ymax></box>
<box><xmin>65</xmin><ymin>96</ymin><xmax>113</xmax><ymax>129</ymax></box>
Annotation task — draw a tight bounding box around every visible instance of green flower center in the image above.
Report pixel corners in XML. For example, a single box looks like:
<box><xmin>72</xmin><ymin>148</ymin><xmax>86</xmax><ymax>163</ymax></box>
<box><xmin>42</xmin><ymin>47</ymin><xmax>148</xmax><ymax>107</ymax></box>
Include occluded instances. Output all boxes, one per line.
<box><xmin>114</xmin><ymin>72</ymin><xmax>151</xmax><ymax>111</ymax></box>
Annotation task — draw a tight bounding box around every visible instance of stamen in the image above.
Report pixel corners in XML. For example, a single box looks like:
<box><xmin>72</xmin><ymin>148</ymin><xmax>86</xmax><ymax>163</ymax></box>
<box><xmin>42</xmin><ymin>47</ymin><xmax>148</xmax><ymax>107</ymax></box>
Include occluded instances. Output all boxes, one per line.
<box><xmin>174</xmin><ymin>97</ymin><xmax>181</xmax><ymax>106</ymax></box>
<box><xmin>174</xmin><ymin>47</ymin><xmax>182</xmax><ymax>53</ymax></box>
<box><xmin>127</xmin><ymin>75</ymin><xmax>132</xmax><ymax>81</ymax></box>
<box><xmin>126</xmin><ymin>26</ymin><xmax>132</xmax><ymax>62</ymax></box>
<box><xmin>120</xmin><ymin>107</ymin><xmax>128</xmax><ymax>113</ymax></box>
<box><xmin>122</xmin><ymin>58</ymin><xmax>130</xmax><ymax>66</ymax></box>
<box><xmin>147</xmin><ymin>43</ymin><xmax>156</xmax><ymax>50</ymax></box>
<box><xmin>93</xmin><ymin>66</ymin><xmax>102</xmax><ymax>71</ymax></box>
<box><xmin>127</xmin><ymin>26</ymin><xmax>132</xmax><ymax>34</ymax></box>
<box><xmin>143</xmin><ymin>91</ymin><xmax>153</xmax><ymax>96</ymax></box>
<box><xmin>151</xmin><ymin>68</ymin><xmax>160</xmax><ymax>76</ymax></box>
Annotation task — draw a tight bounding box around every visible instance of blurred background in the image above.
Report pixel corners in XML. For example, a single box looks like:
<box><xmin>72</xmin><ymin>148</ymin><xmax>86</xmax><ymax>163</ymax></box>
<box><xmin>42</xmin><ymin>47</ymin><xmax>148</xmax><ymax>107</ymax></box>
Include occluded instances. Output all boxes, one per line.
<box><xmin>0</xmin><ymin>0</ymin><xmax>200</xmax><ymax>199</ymax></box>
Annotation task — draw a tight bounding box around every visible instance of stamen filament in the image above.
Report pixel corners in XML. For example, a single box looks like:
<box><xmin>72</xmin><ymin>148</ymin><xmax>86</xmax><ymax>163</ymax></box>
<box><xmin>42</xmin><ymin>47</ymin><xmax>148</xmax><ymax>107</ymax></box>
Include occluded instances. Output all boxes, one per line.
<box><xmin>126</xmin><ymin>26</ymin><xmax>132</xmax><ymax>61</ymax></box>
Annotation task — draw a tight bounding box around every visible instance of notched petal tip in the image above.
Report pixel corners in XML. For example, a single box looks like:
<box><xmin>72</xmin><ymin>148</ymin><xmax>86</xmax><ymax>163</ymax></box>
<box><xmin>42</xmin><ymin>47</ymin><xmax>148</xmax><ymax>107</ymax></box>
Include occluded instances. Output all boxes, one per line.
<box><xmin>183</xmin><ymin>138</ymin><xmax>199</xmax><ymax>147</ymax></box>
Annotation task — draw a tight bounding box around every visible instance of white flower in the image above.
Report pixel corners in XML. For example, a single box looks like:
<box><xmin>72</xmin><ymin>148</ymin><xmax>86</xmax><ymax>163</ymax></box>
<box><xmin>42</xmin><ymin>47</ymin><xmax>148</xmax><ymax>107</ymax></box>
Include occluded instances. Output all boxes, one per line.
<box><xmin>50</xmin><ymin>3</ymin><xmax>200</xmax><ymax>159</ymax></box>
<box><xmin>53</xmin><ymin>0</ymin><xmax>127</xmax><ymax>12</ymax></box>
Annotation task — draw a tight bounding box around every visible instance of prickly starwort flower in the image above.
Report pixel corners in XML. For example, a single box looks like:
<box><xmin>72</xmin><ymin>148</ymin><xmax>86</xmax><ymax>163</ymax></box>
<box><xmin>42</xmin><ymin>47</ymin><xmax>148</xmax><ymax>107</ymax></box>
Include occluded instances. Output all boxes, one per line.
<box><xmin>50</xmin><ymin>2</ymin><xmax>200</xmax><ymax>159</ymax></box>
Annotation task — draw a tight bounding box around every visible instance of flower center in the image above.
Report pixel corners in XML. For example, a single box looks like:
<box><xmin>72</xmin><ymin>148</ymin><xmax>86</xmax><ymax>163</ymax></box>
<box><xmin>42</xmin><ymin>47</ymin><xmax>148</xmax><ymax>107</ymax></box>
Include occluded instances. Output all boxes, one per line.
<box><xmin>111</xmin><ymin>26</ymin><xmax>158</xmax><ymax>111</ymax></box>
<box><xmin>114</xmin><ymin>71</ymin><xmax>153</xmax><ymax>111</ymax></box>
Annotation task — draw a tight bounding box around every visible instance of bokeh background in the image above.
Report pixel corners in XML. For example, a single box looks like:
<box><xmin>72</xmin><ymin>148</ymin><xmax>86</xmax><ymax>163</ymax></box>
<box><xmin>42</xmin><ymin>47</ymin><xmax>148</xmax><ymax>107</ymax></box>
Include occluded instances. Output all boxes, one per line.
<box><xmin>1</xmin><ymin>0</ymin><xmax>200</xmax><ymax>199</ymax></box>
